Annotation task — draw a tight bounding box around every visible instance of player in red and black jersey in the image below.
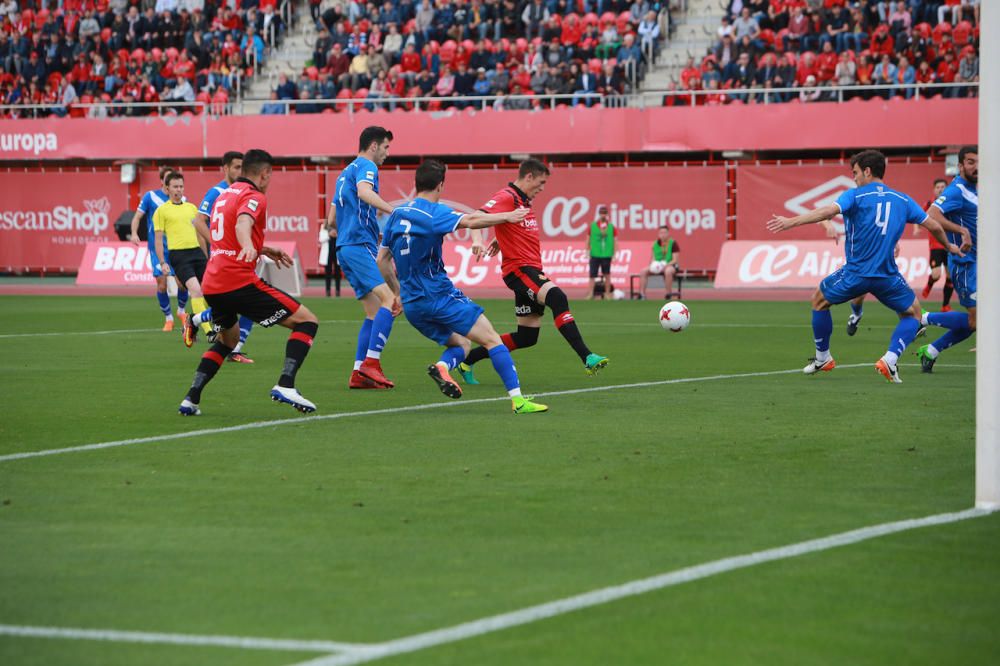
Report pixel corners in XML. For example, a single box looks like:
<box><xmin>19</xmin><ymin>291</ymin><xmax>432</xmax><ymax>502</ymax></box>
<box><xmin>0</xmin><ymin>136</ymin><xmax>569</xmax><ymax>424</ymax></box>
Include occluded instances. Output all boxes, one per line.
<box><xmin>916</xmin><ymin>178</ymin><xmax>954</xmax><ymax>311</ymax></box>
<box><xmin>456</xmin><ymin>158</ymin><xmax>608</xmax><ymax>384</ymax></box>
<box><xmin>178</xmin><ymin>149</ymin><xmax>321</xmax><ymax>416</ymax></box>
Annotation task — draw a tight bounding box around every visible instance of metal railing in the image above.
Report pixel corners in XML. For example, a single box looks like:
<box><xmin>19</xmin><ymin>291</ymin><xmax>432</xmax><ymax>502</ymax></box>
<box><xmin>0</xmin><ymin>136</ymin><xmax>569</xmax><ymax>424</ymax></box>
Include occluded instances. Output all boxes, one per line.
<box><xmin>0</xmin><ymin>100</ymin><xmax>212</xmax><ymax>118</ymax></box>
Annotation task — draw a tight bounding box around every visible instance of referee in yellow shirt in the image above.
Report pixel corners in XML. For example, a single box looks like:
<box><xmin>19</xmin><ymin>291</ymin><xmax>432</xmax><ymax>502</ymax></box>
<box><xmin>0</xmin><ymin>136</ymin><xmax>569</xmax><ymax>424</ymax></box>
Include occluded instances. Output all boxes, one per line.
<box><xmin>153</xmin><ymin>172</ymin><xmax>212</xmax><ymax>335</ymax></box>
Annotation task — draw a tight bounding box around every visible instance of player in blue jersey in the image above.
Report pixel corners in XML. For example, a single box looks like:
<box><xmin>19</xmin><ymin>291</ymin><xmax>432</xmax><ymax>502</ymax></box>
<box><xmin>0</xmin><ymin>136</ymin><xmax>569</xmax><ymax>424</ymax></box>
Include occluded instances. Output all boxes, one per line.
<box><xmin>335</xmin><ymin>126</ymin><xmax>399</xmax><ymax>389</ymax></box>
<box><xmin>767</xmin><ymin>150</ymin><xmax>961</xmax><ymax>383</ymax></box>
<box><xmin>916</xmin><ymin>146</ymin><xmax>978</xmax><ymax>372</ymax></box>
<box><xmin>377</xmin><ymin>160</ymin><xmax>548</xmax><ymax>413</ymax></box>
<box><xmin>129</xmin><ymin>165</ymin><xmax>189</xmax><ymax>331</ymax></box>
<box><xmin>185</xmin><ymin>151</ymin><xmax>257</xmax><ymax>363</ymax></box>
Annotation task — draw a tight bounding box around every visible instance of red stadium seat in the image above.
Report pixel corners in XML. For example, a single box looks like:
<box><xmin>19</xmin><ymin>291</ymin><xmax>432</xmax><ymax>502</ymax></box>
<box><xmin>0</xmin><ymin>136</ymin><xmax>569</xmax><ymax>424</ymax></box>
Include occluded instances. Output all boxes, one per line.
<box><xmin>914</xmin><ymin>22</ymin><xmax>931</xmax><ymax>40</ymax></box>
<box><xmin>616</xmin><ymin>11</ymin><xmax>631</xmax><ymax>34</ymax></box>
<box><xmin>582</xmin><ymin>12</ymin><xmax>599</xmax><ymax>28</ymax></box>
<box><xmin>165</xmin><ymin>47</ymin><xmax>180</xmax><ymax>61</ymax></box>
<box><xmin>100</xmin><ymin>27</ymin><xmax>112</xmax><ymax>43</ymax></box>
<box><xmin>306</xmin><ymin>66</ymin><xmax>319</xmax><ymax>80</ymax></box>
<box><xmin>210</xmin><ymin>89</ymin><xmax>229</xmax><ymax>115</ymax></box>
<box><xmin>932</xmin><ymin>21</ymin><xmax>952</xmax><ymax>45</ymax></box>
<box><xmin>599</xmin><ymin>12</ymin><xmax>616</xmax><ymax>31</ymax></box>
<box><xmin>403</xmin><ymin>18</ymin><xmax>416</xmax><ymax>35</ymax></box>
<box><xmin>150</xmin><ymin>48</ymin><xmax>163</xmax><ymax>61</ymax></box>
<box><xmin>131</xmin><ymin>48</ymin><xmax>145</xmax><ymax>63</ymax></box>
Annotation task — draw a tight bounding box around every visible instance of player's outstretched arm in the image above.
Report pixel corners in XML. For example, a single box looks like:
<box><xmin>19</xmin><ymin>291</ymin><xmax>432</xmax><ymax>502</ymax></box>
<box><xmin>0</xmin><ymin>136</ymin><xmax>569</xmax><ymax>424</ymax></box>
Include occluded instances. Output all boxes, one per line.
<box><xmin>260</xmin><ymin>246</ymin><xmax>294</xmax><ymax>268</ymax></box>
<box><xmin>767</xmin><ymin>204</ymin><xmax>840</xmax><ymax>233</ymax></box>
<box><xmin>460</xmin><ymin>207</ymin><xmax>529</xmax><ymax>230</ymax></box>
<box><xmin>920</xmin><ymin>216</ymin><xmax>964</xmax><ymax>257</ymax></box>
<box><xmin>357</xmin><ymin>182</ymin><xmax>395</xmax><ymax>215</ymax></box>
<box><xmin>925</xmin><ymin>204</ymin><xmax>972</xmax><ymax>251</ymax></box>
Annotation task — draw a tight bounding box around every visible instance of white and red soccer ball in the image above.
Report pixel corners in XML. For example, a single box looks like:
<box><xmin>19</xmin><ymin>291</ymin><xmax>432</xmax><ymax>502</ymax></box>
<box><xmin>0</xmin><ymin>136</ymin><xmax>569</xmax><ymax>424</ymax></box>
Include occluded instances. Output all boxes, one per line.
<box><xmin>659</xmin><ymin>301</ymin><xmax>690</xmax><ymax>332</ymax></box>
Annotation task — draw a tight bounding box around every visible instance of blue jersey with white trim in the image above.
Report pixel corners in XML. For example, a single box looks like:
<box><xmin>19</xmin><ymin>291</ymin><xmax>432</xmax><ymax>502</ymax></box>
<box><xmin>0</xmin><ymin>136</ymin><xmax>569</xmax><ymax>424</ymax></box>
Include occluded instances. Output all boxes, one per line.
<box><xmin>198</xmin><ymin>179</ymin><xmax>229</xmax><ymax>217</ymax></box>
<box><xmin>835</xmin><ymin>182</ymin><xmax>927</xmax><ymax>278</ymax></box>
<box><xmin>932</xmin><ymin>175</ymin><xmax>977</xmax><ymax>264</ymax></box>
<box><xmin>137</xmin><ymin>189</ymin><xmax>169</xmax><ymax>240</ymax></box>
<box><xmin>381</xmin><ymin>197</ymin><xmax>465</xmax><ymax>303</ymax></box>
<box><xmin>334</xmin><ymin>156</ymin><xmax>381</xmax><ymax>248</ymax></box>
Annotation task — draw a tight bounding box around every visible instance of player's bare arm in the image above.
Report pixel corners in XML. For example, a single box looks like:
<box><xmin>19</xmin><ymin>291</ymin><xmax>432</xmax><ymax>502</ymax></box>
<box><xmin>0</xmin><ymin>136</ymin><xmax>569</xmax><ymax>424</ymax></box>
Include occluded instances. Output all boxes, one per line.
<box><xmin>460</xmin><ymin>207</ymin><xmax>528</xmax><ymax>229</ymax></box>
<box><xmin>919</xmin><ymin>216</ymin><xmax>964</xmax><ymax>257</ymax></box>
<box><xmin>155</xmin><ymin>229</ymin><xmax>170</xmax><ymax>273</ymax></box>
<box><xmin>926</xmin><ymin>204</ymin><xmax>972</xmax><ymax>251</ymax></box>
<box><xmin>235</xmin><ymin>215</ymin><xmax>258</xmax><ymax>263</ymax></box>
<box><xmin>129</xmin><ymin>210</ymin><xmax>144</xmax><ymax>245</ymax></box>
<box><xmin>325</xmin><ymin>203</ymin><xmax>338</xmax><ymax>238</ymax></box>
<box><xmin>192</xmin><ymin>213</ymin><xmax>212</xmax><ymax>249</ymax></box>
<box><xmin>357</xmin><ymin>181</ymin><xmax>395</xmax><ymax>215</ymax></box>
<box><xmin>819</xmin><ymin>219</ymin><xmax>841</xmax><ymax>245</ymax></box>
<box><xmin>469</xmin><ymin>228</ymin><xmax>486</xmax><ymax>258</ymax></box>
<box><xmin>767</xmin><ymin>204</ymin><xmax>841</xmax><ymax>233</ymax></box>
<box><xmin>260</xmin><ymin>246</ymin><xmax>294</xmax><ymax>268</ymax></box>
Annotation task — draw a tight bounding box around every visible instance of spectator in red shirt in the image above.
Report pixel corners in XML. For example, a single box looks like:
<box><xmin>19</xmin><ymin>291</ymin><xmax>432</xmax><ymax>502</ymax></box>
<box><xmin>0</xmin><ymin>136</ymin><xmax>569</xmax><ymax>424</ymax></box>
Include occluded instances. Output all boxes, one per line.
<box><xmin>937</xmin><ymin>50</ymin><xmax>958</xmax><ymax>97</ymax></box>
<box><xmin>400</xmin><ymin>43</ymin><xmax>421</xmax><ymax>84</ymax></box>
<box><xmin>815</xmin><ymin>40</ymin><xmax>838</xmax><ymax>82</ymax></box>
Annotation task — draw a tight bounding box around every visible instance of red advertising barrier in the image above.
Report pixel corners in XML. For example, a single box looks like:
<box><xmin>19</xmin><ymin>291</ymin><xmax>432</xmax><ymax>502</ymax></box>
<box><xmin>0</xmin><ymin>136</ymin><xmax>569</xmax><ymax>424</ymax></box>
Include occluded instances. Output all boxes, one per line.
<box><xmin>138</xmin><ymin>168</ymin><xmax>322</xmax><ymax>269</ymax></box>
<box><xmin>332</xmin><ymin>165</ymin><xmax>727</xmax><ymax>269</ymax></box>
<box><xmin>0</xmin><ymin>99</ymin><xmax>977</xmax><ymax>161</ymax></box>
<box><xmin>736</xmin><ymin>161</ymin><xmax>947</xmax><ymax>240</ymax></box>
<box><xmin>715</xmin><ymin>240</ymin><xmax>933</xmax><ymax>289</ymax></box>
<box><xmin>76</xmin><ymin>242</ymin><xmax>157</xmax><ymax>285</ymax></box>
<box><xmin>0</xmin><ymin>170</ymin><xmax>129</xmax><ymax>271</ymax></box>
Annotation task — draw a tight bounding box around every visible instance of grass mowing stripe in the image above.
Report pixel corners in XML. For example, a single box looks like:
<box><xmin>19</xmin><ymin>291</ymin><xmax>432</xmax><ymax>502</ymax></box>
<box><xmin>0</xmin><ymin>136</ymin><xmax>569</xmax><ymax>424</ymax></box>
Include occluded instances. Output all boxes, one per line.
<box><xmin>0</xmin><ymin>363</ymin><xmax>973</xmax><ymax>464</ymax></box>
<box><xmin>290</xmin><ymin>507</ymin><xmax>997</xmax><ymax>666</ymax></box>
<box><xmin>0</xmin><ymin>624</ymin><xmax>369</xmax><ymax>653</ymax></box>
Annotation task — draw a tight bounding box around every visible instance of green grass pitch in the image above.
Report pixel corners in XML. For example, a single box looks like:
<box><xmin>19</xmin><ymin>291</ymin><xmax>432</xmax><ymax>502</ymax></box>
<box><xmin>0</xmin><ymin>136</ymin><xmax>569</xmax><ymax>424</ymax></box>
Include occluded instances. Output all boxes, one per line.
<box><xmin>0</xmin><ymin>294</ymin><xmax>995</xmax><ymax>666</ymax></box>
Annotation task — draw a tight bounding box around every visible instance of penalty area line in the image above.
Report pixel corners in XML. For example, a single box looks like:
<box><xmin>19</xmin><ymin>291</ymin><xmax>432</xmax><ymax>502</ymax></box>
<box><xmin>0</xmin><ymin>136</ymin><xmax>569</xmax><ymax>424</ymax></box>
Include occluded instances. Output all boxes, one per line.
<box><xmin>288</xmin><ymin>506</ymin><xmax>997</xmax><ymax>666</ymax></box>
<box><xmin>0</xmin><ymin>362</ymin><xmax>973</xmax><ymax>464</ymax></box>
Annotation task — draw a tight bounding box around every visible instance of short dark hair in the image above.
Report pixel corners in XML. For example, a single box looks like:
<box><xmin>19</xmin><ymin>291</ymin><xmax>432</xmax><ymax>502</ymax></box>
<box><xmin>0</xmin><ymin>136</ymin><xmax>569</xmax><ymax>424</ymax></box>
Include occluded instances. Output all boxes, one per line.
<box><xmin>415</xmin><ymin>159</ymin><xmax>447</xmax><ymax>192</ymax></box>
<box><xmin>165</xmin><ymin>171</ymin><xmax>183</xmax><ymax>186</ymax></box>
<box><xmin>958</xmin><ymin>145</ymin><xmax>978</xmax><ymax>163</ymax></box>
<box><xmin>518</xmin><ymin>158</ymin><xmax>550</xmax><ymax>179</ymax></box>
<box><xmin>242</xmin><ymin>149</ymin><xmax>274</xmax><ymax>177</ymax></box>
<box><xmin>222</xmin><ymin>150</ymin><xmax>243</xmax><ymax>166</ymax></box>
<box><xmin>934</xmin><ymin>178</ymin><xmax>948</xmax><ymax>186</ymax></box>
<box><xmin>158</xmin><ymin>165</ymin><xmax>174</xmax><ymax>181</ymax></box>
<box><xmin>359</xmin><ymin>126</ymin><xmax>394</xmax><ymax>153</ymax></box>
<box><xmin>849</xmin><ymin>150</ymin><xmax>886</xmax><ymax>179</ymax></box>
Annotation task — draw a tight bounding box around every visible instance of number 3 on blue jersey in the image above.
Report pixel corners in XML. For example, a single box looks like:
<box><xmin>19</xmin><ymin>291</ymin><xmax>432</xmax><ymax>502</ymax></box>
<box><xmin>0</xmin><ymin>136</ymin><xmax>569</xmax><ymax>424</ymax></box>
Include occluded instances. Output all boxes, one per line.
<box><xmin>399</xmin><ymin>220</ymin><xmax>412</xmax><ymax>255</ymax></box>
<box><xmin>874</xmin><ymin>201</ymin><xmax>891</xmax><ymax>235</ymax></box>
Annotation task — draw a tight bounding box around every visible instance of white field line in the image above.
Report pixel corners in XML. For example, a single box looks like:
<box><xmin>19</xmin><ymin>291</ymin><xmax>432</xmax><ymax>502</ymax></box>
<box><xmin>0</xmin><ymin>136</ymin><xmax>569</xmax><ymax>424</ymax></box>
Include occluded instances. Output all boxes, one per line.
<box><xmin>0</xmin><ymin>624</ymin><xmax>369</xmax><ymax>654</ymax></box>
<box><xmin>0</xmin><ymin>321</ymin><xmax>363</xmax><ymax>340</ymax></box>
<box><xmin>291</xmin><ymin>506</ymin><xmax>997</xmax><ymax>666</ymax></box>
<box><xmin>0</xmin><ymin>362</ymin><xmax>973</xmax><ymax>464</ymax></box>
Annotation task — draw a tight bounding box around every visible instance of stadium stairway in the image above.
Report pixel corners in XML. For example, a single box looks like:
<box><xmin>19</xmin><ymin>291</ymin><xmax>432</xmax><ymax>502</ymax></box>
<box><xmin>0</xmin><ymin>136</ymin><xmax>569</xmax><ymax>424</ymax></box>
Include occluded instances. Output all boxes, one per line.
<box><xmin>641</xmin><ymin>0</ymin><xmax>721</xmax><ymax>96</ymax></box>
<box><xmin>240</xmin><ymin>0</ymin><xmax>314</xmax><ymax>114</ymax></box>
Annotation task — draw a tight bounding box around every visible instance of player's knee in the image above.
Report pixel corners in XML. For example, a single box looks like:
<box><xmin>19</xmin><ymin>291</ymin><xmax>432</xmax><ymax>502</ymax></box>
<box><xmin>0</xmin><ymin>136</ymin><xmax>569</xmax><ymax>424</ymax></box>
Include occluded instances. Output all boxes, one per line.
<box><xmin>296</xmin><ymin>306</ymin><xmax>319</xmax><ymax>325</ymax></box>
<box><xmin>810</xmin><ymin>289</ymin><xmax>827</xmax><ymax>309</ymax></box>
<box><xmin>545</xmin><ymin>286</ymin><xmax>570</xmax><ymax>314</ymax></box>
<box><xmin>512</xmin><ymin>324</ymin><xmax>539</xmax><ymax>349</ymax></box>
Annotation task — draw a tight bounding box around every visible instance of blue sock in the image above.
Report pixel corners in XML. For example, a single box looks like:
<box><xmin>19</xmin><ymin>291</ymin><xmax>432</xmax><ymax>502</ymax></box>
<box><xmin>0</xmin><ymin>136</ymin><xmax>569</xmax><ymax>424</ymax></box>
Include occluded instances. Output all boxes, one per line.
<box><xmin>438</xmin><ymin>346</ymin><xmax>466</xmax><ymax>370</ymax></box>
<box><xmin>931</xmin><ymin>327</ymin><xmax>974</xmax><ymax>354</ymax></box>
<box><xmin>811</xmin><ymin>310</ymin><xmax>833</xmax><ymax>353</ymax></box>
<box><xmin>156</xmin><ymin>291</ymin><xmax>171</xmax><ymax>316</ymax></box>
<box><xmin>887</xmin><ymin>317</ymin><xmax>920</xmax><ymax>359</ymax></box>
<box><xmin>928</xmin><ymin>311</ymin><xmax>970</xmax><ymax>331</ymax></box>
<box><xmin>238</xmin><ymin>316</ymin><xmax>254</xmax><ymax>344</ymax></box>
<box><xmin>355</xmin><ymin>319</ymin><xmax>373</xmax><ymax>365</ymax></box>
<box><xmin>194</xmin><ymin>308</ymin><xmax>212</xmax><ymax>327</ymax></box>
<box><xmin>850</xmin><ymin>301</ymin><xmax>863</xmax><ymax>317</ymax></box>
<box><xmin>367</xmin><ymin>307</ymin><xmax>394</xmax><ymax>357</ymax></box>
<box><xmin>488</xmin><ymin>345</ymin><xmax>520</xmax><ymax>392</ymax></box>
<box><xmin>176</xmin><ymin>289</ymin><xmax>189</xmax><ymax>312</ymax></box>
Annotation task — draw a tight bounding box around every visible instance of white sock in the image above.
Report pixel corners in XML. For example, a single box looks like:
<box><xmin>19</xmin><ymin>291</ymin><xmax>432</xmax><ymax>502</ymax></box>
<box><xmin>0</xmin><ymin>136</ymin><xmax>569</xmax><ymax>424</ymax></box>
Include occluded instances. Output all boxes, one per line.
<box><xmin>231</xmin><ymin>342</ymin><xmax>243</xmax><ymax>354</ymax></box>
<box><xmin>927</xmin><ymin>344</ymin><xmax>940</xmax><ymax>359</ymax></box>
<box><xmin>177</xmin><ymin>307</ymin><xmax>185</xmax><ymax>317</ymax></box>
<box><xmin>165</xmin><ymin>314</ymin><xmax>174</xmax><ymax>321</ymax></box>
<box><xmin>921</xmin><ymin>311</ymin><xmax>930</xmax><ymax>326</ymax></box>
<box><xmin>508</xmin><ymin>388</ymin><xmax>522</xmax><ymax>398</ymax></box>
<box><xmin>882</xmin><ymin>351</ymin><xmax>899</xmax><ymax>367</ymax></box>
<box><xmin>815</xmin><ymin>349</ymin><xmax>831</xmax><ymax>363</ymax></box>
<box><xmin>353</xmin><ymin>360</ymin><xmax>363</xmax><ymax>371</ymax></box>
<box><xmin>366</xmin><ymin>350</ymin><xmax>381</xmax><ymax>360</ymax></box>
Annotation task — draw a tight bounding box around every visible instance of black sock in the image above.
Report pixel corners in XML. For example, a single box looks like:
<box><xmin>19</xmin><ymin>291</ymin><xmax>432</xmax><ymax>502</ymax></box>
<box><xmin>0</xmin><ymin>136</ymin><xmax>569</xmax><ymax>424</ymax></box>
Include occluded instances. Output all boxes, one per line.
<box><xmin>279</xmin><ymin>321</ymin><xmax>318</xmax><ymax>388</ymax></box>
<box><xmin>185</xmin><ymin>342</ymin><xmax>234</xmax><ymax>403</ymax></box>
<box><xmin>546</xmin><ymin>287</ymin><xmax>591</xmax><ymax>362</ymax></box>
<box><xmin>465</xmin><ymin>325</ymin><xmax>539</xmax><ymax>366</ymax></box>
<box><xmin>943</xmin><ymin>279</ymin><xmax>954</xmax><ymax>307</ymax></box>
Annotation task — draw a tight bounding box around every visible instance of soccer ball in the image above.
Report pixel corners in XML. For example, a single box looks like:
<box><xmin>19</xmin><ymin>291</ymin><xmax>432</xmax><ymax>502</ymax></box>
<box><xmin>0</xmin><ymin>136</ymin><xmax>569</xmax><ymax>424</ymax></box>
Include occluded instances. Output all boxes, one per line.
<box><xmin>649</xmin><ymin>260</ymin><xmax>668</xmax><ymax>274</ymax></box>
<box><xmin>612</xmin><ymin>288</ymin><xmax>626</xmax><ymax>301</ymax></box>
<box><xmin>659</xmin><ymin>301</ymin><xmax>690</xmax><ymax>332</ymax></box>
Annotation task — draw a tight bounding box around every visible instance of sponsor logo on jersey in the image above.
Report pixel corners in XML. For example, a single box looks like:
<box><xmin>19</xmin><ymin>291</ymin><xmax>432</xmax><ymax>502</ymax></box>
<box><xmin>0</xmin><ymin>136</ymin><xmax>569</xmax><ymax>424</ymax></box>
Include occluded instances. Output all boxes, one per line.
<box><xmin>248</xmin><ymin>199</ymin><xmax>259</xmax><ymax>211</ymax></box>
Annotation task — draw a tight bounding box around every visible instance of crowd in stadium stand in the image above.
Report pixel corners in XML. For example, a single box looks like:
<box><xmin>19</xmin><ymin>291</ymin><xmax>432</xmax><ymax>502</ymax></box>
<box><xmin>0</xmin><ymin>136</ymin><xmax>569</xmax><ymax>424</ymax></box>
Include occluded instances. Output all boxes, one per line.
<box><xmin>0</xmin><ymin>0</ymin><xmax>284</xmax><ymax>117</ymax></box>
<box><xmin>0</xmin><ymin>0</ymin><xmax>672</xmax><ymax>116</ymax></box>
<box><xmin>670</xmin><ymin>0</ymin><xmax>981</xmax><ymax>105</ymax></box>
